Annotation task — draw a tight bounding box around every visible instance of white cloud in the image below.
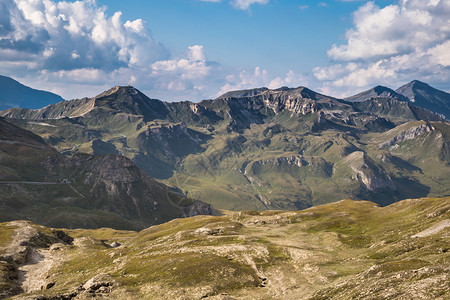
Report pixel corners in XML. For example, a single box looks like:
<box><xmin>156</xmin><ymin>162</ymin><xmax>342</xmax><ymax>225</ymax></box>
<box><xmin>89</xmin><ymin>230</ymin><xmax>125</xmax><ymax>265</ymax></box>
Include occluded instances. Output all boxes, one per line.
<box><xmin>0</xmin><ymin>0</ymin><xmax>169</xmax><ymax>73</ymax></box>
<box><xmin>187</xmin><ymin>45</ymin><xmax>206</xmax><ymax>61</ymax></box>
<box><xmin>151</xmin><ymin>45</ymin><xmax>212</xmax><ymax>85</ymax></box>
<box><xmin>218</xmin><ymin>68</ymin><xmax>307</xmax><ymax>96</ymax></box>
<box><xmin>427</xmin><ymin>40</ymin><xmax>450</xmax><ymax>67</ymax></box>
<box><xmin>0</xmin><ymin>0</ymin><xmax>226</xmax><ymax>101</ymax></box>
<box><xmin>314</xmin><ymin>0</ymin><xmax>450</xmax><ymax>96</ymax></box>
<box><xmin>232</xmin><ymin>0</ymin><xmax>269</xmax><ymax>10</ymax></box>
<box><xmin>199</xmin><ymin>0</ymin><xmax>269</xmax><ymax>10</ymax></box>
<box><xmin>16</xmin><ymin>44</ymin><xmax>222</xmax><ymax>101</ymax></box>
<box><xmin>268</xmin><ymin>70</ymin><xmax>307</xmax><ymax>89</ymax></box>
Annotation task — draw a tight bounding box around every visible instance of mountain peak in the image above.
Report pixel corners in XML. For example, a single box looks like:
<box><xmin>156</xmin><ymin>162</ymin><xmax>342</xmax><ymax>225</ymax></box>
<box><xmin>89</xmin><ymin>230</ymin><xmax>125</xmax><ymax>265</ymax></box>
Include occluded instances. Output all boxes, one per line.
<box><xmin>345</xmin><ymin>85</ymin><xmax>409</xmax><ymax>102</ymax></box>
<box><xmin>215</xmin><ymin>86</ymin><xmax>330</xmax><ymax>102</ymax></box>
<box><xmin>396</xmin><ymin>80</ymin><xmax>450</xmax><ymax>119</ymax></box>
<box><xmin>409</xmin><ymin>80</ymin><xmax>429</xmax><ymax>86</ymax></box>
<box><xmin>91</xmin><ymin>85</ymin><xmax>169</xmax><ymax>121</ymax></box>
<box><xmin>95</xmin><ymin>85</ymin><xmax>141</xmax><ymax>99</ymax></box>
<box><xmin>215</xmin><ymin>87</ymin><xmax>269</xmax><ymax>99</ymax></box>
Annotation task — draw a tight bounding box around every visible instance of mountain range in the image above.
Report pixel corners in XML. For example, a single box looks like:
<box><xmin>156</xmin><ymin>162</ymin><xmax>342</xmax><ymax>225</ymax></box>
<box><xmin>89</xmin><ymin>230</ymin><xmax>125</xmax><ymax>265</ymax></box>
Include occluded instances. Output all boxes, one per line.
<box><xmin>0</xmin><ymin>77</ymin><xmax>449</xmax><ymax>214</ymax></box>
<box><xmin>0</xmin><ymin>76</ymin><xmax>449</xmax><ymax>299</ymax></box>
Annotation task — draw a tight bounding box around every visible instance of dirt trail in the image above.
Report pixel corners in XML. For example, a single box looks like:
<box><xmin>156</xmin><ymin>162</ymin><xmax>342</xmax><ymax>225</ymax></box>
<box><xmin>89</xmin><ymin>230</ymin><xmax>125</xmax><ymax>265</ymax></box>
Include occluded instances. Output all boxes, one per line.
<box><xmin>411</xmin><ymin>219</ymin><xmax>450</xmax><ymax>238</ymax></box>
<box><xmin>2</xmin><ymin>221</ymin><xmax>66</xmax><ymax>294</ymax></box>
<box><xmin>18</xmin><ymin>248</ymin><xmax>56</xmax><ymax>293</ymax></box>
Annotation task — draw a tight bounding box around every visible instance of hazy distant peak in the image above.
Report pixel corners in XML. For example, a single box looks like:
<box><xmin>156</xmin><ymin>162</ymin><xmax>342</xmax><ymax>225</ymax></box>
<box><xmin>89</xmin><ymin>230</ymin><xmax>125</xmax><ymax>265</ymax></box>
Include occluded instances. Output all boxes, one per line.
<box><xmin>345</xmin><ymin>85</ymin><xmax>409</xmax><ymax>102</ymax></box>
<box><xmin>0</xmin><ymin>75</ymin><xmax>64</xmax><ymax>110</ymax></box>
<box><xmin>396</xmin><ymin>80</ymin><xmax>450</xmax><ymax>119</ymax></box>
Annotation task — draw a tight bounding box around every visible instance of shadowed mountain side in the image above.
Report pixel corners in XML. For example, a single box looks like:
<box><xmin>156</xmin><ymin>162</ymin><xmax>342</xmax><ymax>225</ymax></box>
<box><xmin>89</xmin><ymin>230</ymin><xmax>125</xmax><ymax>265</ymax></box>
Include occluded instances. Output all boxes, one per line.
<box><xmin>0</xmin><ymin>118</ymin><xmax>212</xmax><ymax>230</ymax></box>
<box><xmin>345</xmin><ymin>85</ymin><xmax>410</xmax><ymax>102</ymax></box>
<box><xmin>396</xmin><ymin>80</ymin><xmax>450</xmax><ymax>120</ymax></box>
<box><xmin>346</xmin><ymin>80</ymin><xmax>450</xmax><ymax>120</ymax></box>
<box><xmin>0</xmin><ymin>75</ymin><xmax>64</xmax><ymax>110</ymax></box>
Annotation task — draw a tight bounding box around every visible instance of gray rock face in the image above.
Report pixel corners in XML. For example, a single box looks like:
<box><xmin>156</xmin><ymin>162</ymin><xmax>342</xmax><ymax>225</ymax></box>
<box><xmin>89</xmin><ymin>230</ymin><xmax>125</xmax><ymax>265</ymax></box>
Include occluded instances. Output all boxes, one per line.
<box><xmin>182</xmin><ymin>201</ymin><xmax>214</xmax><ymax>217</ymax></box>
<box><xmin>380</xmin><ymin>123</ymin><xmax>434</xmax><ymax>148</ymax></box>
<box><xmin>82</xmin><ymin>273</ymin><xmax>115</xmax><ymax>291</ymax></box>
<box><xmin>341</xmin><ymin>151</ymin><xmax>396</xmax><ymax>191</ymax></box>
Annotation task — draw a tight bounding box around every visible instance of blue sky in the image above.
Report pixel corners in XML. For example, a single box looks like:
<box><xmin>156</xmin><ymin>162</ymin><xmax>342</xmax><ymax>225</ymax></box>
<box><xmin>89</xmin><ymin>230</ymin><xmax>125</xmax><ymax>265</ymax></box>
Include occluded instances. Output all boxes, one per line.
<box><xmin>97</xmin><ymin>0</ymin><xmax>359</xmax><ymax>71</ymax></box>
<box><xmin>1</xmin><ymin>0</ymin><xmax>449</xmax><ymax>101</ymax></box>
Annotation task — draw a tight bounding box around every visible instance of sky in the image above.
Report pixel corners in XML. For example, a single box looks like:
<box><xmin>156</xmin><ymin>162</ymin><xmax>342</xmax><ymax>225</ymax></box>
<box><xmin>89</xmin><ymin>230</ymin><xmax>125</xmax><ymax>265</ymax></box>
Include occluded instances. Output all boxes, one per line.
<box><xmin>0</xmin><ymin>0</ymin><xmax>449</xmax><ymax>101</ymax></box>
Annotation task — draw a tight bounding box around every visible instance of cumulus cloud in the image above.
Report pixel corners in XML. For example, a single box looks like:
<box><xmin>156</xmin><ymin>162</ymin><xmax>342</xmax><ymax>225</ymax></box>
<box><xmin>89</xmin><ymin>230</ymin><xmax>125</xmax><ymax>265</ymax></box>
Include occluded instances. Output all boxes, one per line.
<box><xmin>0</xmin><ymin>0</ymin><xmax>226</xmax><ymax>101</ymax></box>
<box><xmin>314</xmin><ymin>0</ymin><xmax>450</xmax><ymax>96</ymax></box>
<box><xmin>150</xmin><ymin>45</ymin><xmax>214</xmax><ymax>92</ymax></box>
<box><xmin>0</xmin><ymin>0</ymin><xmax>169</xmax><ymax>74</ymax></box>
<box><xmin>19</xmin><ymin>44</ymin><xmax>223</xmax><ymax>101</ymax></box>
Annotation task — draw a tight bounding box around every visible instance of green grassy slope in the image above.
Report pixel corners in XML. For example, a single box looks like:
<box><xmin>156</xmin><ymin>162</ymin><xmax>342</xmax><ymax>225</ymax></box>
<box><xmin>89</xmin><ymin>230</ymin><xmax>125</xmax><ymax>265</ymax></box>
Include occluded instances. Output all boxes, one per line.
<box><xmin>1</xmin><ymin>196</ymin><xmax>448</xmax><ymax>299</ymax></box>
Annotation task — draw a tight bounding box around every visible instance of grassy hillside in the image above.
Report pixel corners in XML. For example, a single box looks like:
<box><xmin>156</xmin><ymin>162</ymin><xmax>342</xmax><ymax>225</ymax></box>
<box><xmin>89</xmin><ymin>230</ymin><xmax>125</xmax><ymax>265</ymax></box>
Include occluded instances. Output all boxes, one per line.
<box><xmin>0</xmin><ymin>196</ymin><xmax>448</xmax><ymax>299</ymax></box>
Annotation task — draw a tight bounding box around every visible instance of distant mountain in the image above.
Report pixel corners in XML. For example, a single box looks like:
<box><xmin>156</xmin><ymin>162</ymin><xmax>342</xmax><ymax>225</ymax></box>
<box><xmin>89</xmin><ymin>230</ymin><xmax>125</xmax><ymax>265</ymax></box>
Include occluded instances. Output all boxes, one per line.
<box><xmin>350</xmin><ymin>97</ymin><xmax>443</xmax><ymax>122</ymax></box>
<box><xmin>395</xmin><ymin>80</ymin><xmax>450</xmax><ymax>120</ymax></box>
<box><xmin>346</xmin><ymin>81</ymin><xmax>450</xmax><ymax>120</ymax></box>
<box><xmin>0</xmin><ymin>117</ymin><xmax>212</xmax><ymax>230</ymax></box>
<box><xmin>345</xmin><ymin>85</ymin><xmax>409</xmax><ymax>102</ymax></box>
<box><xmin>0</xmin><ymin>75</ymin><xmax>64</xmax><ymax>110</ymax></box>
<box><xmin>1</xmin><ymin>84</ymin><xmax>449</xmax><ymax>211</ymax></box>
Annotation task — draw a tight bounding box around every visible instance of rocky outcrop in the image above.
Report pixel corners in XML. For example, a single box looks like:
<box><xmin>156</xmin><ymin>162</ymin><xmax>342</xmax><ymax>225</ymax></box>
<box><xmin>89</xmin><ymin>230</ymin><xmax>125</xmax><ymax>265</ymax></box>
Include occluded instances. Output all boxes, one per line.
<box><xmin>182</xmin><ymin>200</ymin><xmax>214</xmax><ymax>217</ymax></box>
<box><xmin>0</xmin><ymin>221</ymin><xmax>73</xmax><ymax>265</ymax></box>
<box><xmin>339</xmin><ymin>151</ymin><xmax>396</xmax><ymax>191</ymax></box>
<box><xmin>0</xmin><ymin>221</ymin><xmax>73</xmax><ymax>299</ymax></box>
<box><xmin>380</xmin><ymin>123</ymin><xmax>434</xmax><ymax>148</ymax></box>
<box><xmin>249</xmin><ymin>155</ymin><xmax>332</xmax><ymax>178</ymax></box>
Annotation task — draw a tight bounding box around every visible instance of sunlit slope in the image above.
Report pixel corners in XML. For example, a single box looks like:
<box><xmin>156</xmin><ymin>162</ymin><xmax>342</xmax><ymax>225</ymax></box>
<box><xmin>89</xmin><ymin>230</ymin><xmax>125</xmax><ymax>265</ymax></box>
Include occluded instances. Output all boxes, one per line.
<box><xmin>1</xmin><ymin>196</ymin><xmax>448</xmax><ymax>299</ymax></box>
